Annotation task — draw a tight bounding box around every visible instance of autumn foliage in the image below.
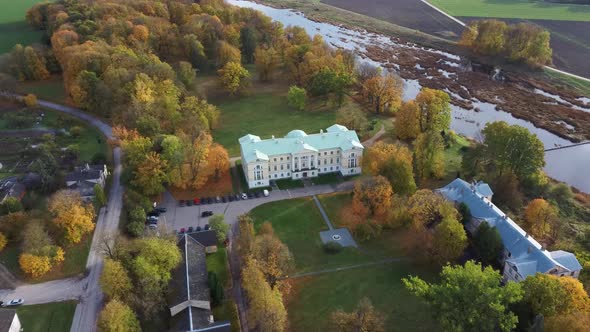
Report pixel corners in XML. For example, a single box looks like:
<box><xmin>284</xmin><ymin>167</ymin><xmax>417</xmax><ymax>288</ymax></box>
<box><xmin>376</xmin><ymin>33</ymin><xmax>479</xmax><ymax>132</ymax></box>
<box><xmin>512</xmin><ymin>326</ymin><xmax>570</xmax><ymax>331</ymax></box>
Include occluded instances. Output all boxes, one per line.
<box><xmin>48</xmin><ymin>190</ymin><xmax>96</xmax><ymax>244</ymax></box>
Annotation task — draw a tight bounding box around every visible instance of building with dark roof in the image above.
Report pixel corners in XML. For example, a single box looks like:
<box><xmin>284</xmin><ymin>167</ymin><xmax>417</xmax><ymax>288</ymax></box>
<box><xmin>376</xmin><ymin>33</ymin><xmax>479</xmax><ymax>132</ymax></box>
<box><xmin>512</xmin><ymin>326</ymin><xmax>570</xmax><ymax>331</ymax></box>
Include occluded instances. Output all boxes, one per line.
<box><xmin>188</xmin><ymin>230</ymin><xmax>219</xmax><ymax>253</ymax></box>
<box><xmin>168</xmin><ymin>233</ymin><xmax>230</xmax><ymax>332</ymax></box>
<box><xmin>0</xmin><ymin>177</ymin><xmax>25</xmax><ymax>203</ymax></box>
<box><xmin>438</xmin><ymin>178</ymin><xmax>582</xmax><ymax>282</ymax></box>
<box><xmin>0</xmin><ymin>309</ymin><xmax>21</xmax><ymax>332</ymax></box>
<box><xmin>64</xmin><ymin>164</ymin><xmax>108</xmax><ymax>201</ymax></box>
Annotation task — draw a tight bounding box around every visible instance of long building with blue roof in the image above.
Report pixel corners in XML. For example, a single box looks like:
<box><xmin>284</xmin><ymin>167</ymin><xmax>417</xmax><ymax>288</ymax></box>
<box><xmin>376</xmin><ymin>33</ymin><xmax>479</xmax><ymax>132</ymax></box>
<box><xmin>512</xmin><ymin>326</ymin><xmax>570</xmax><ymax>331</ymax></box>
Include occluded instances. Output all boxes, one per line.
<box><xmin>239</xmin><ymin>124</ymin><xmax>363</xmax><ymax>188</ymax></box>
<box><xmin>438</xmin><ymin>178</ymin><xmax>582</xmax><ymax>282</ymax></box>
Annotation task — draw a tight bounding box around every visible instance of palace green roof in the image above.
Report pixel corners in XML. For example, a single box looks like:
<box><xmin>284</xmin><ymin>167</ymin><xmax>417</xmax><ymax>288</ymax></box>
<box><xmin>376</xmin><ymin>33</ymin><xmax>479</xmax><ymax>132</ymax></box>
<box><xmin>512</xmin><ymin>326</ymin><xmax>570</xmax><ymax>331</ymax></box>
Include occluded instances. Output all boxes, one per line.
<box><xmin>239</xmin><ymin>125</ymin><xmax>363</xmax><ymax>163</ymax></box>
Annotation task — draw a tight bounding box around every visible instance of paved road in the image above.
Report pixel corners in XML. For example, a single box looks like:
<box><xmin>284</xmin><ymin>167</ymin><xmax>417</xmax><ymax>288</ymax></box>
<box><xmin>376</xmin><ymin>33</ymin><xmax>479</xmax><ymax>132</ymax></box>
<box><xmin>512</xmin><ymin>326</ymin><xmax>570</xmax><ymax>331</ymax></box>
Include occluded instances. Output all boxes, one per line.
<box><xmin>0</xmin><ymin>94</ymin><xmax>122</xmax><ymax>332</ymax></box>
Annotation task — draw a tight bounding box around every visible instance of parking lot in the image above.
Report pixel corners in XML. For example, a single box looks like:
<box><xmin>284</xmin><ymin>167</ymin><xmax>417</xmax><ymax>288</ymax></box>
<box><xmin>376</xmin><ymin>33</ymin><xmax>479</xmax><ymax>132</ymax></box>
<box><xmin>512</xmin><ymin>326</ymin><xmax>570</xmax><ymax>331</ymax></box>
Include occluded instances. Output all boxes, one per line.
<box><xmin>157</xmin><ymin>181</ymin><xmax>355</xmax><ymax>232</ymax></box>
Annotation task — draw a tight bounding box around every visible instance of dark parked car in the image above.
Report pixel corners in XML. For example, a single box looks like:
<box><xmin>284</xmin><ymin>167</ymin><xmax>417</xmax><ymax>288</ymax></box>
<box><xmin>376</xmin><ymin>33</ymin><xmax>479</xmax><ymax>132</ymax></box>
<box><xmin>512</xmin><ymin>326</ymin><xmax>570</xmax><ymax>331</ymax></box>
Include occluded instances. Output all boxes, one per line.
<box><xmin>187</xmin><ymin>200</ymin><xmax>193</xmax><ymax>206</ymax></box>
<box><xmin>179</xmin><ymin>200</ymin><xmax>186</xmax><ymax>207</ymax></box>
<box><xmin>188</xmin><ymin>226</ymin><xmax>194</xmax><ymax>233</ymax></box>
<box><xmin>207</xmin><ymin>197</ymin><xmax>213</xmax><ymax>204</ymax></box>
<box><xmin>200</xmin><ymin>197</ymin><xmax>206</xmax><ymax>204</ymax></box>
<box><xmin>204</xmin><ymin>224</ymin><xmax>210</xmax><ymax>230</ymax></box>
<box><xmin>196</xmin><ymin>226</ymin><xmax>202</xmax><ymax>232</ymax></box>
<box><xmin>221</xmin><ymin>196</ymin><xmax>227</xmax><ymax>203</ymax></box>
<box><xmin>155</xmin><ymin>207</ymin><xmax>167</xmax><ymax>213</ymax></box>
<box><xmin>201</xmin><ymin>211</ymin><xmax>213</xmax><ymax>217</ymax></box>
<box><xmin>254</xmin><ymin>192</ymin><xmax>261</xmax><ymax>198</ymax></box>
<box><xmin>228</xmin><ymin>195</ymin><xmax>235</xmax><ymax>202</ymax></box>
<box><xmin>247</xmin><ymin>192</ymin><xmax>254</xmax><ymax>198</ymax></box>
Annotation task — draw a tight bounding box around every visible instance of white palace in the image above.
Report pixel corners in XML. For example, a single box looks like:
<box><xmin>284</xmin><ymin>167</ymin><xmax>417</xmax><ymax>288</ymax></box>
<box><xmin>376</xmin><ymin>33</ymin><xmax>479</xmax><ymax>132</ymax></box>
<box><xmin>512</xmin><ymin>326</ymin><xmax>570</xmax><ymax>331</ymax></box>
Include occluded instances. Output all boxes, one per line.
<box><xmin>239</xmin><ymin>124</ymin><xmax>364</xmax><ymax>188</ymax></box>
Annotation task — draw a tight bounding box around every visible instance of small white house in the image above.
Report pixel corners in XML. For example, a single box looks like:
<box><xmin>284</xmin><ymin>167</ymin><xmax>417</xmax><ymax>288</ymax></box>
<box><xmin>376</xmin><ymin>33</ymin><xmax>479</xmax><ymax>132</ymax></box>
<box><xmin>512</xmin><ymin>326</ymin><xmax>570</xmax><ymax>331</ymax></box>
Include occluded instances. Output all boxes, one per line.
<box><xmin>239</xmin><ymin>125</ymin><xmax>364</xmax><ymax>188</ymax></box>
<box><xmin>438</xmin><ymin>178</ymin><xmax>582</xmax><ymax>283</ymax></box>
<box><xmin>0</xmin><ymin>310</ymin><xmax>21</xmax><ymax>332</ymax></box>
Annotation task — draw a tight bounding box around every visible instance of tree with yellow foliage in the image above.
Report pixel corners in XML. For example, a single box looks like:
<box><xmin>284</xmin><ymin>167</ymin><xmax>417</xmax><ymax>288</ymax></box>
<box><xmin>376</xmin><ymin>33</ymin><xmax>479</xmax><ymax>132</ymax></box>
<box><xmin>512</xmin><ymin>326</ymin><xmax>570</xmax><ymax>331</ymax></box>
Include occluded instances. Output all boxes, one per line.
<box><xmin>0</xmin><ymin>233</ymin><xmax>6</xmax><ymax>252</ymax></box>
<box><xmin>215</xmin><ymin>40</ymin><xmax>241</xmax><ymax>68</ymax></box>
<box><xmin>363</xmin><ymin>142</ymin><xmax>416</xmax><ymax>196</ymax></box>
<box><xmin>97</xmin><ymin>299</ymin><xmax>141</xmax><ymax>332</ymax></box>
<box><xmin>524</xmin><ymin>198</ymin><xmax>559</xmax><ymax>241</ymax></box>
<box><xmin>414</xmin><ymin>131</ymin><xmax>445</xmax><ymax>180</ymax></box>
<box><xmin>133</xmin><ymin>151</ymin><xmax>168</xmax><ymax>196</ymax></box>
<box><xmin>48</xmin><ymin>190</ymin><xmax>96</xmax><ymax>244</ymax></box>
<box><xmin>408</xmin><ymin>189</ymin><xmax>457</xmax><ymax>230</ymax></box>
<box><xmin>19</xmin><ymin>254</ymin><xmax>51</xmax><ymax>278</ymax></box>
<box><xmin>23</xmin><ymin>94</ymin><xmax>38</xmax><ymax>107</ymax></box>
<box><xmin>100</xmin><ymin>259</ymin><xmax>133</xmax><ymax>301</ymax></box>
<box><xmin>395</xmin><ymin>100</ymin><xmax>420</xmax><ymax>140</ymax></box>
<box><xmin>241</xmin><ymin>258</ymin><xmax>287</xmax><ymax>332</ymax></box>
<box><xmin>361</xmin><ymin>73</ymin><xmax>403</xmax><ymax>114</ymax></box>
<box><xmin>254</xmin><ymin>46</ymin><xmax>280</xmax><ymax>81</ymax></box>
<box><xmin>253</xmin><ymin>233</ymin><xmax>294</xmax><ymax>288</ymax></box>
<box><xmin>217</xmin><ymin>61</ymin><xmax>250</xmax><ymax>95</ymax></box>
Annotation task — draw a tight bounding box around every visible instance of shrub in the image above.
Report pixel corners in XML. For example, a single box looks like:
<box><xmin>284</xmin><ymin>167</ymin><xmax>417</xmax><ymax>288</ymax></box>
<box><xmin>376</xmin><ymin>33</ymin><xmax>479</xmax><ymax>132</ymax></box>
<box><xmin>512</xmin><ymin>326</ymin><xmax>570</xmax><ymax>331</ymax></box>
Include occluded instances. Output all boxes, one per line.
<box><xmin>323</xmin><ymin>241</ymin><xmax>343</xmax><ymax>254</ymax></box>
<box><xmin>0</xmin><ymin>233</ymin><xmax>7</xmax><ymax>252</ymax></box>
<box><xmin>19</xmin><ymin>253</ymin><xmax>51</xmax><ymax>278</ymax></box>
<box><xmin>126</xmin><ymin>221</ymin><xmax>144</xmax><ymax>237</ymax></box>
<box><xmin>23</xmin><ymin>94</ymin><xmax>38</xmax><ymax>107</ymax></box>
<box><xmin>287</xmin><ymin>86</ymin><xmax>307</xmax><ymax>111</ymax></box>
<box><xmin>0</xmin><ymin>197</ymin><xmax>23</xmax><ymax>215</ymax></box>
<box><xmin>70</xmin><ymin>125</ymin><xmax>83</xmax><ymax>137</ymax></box>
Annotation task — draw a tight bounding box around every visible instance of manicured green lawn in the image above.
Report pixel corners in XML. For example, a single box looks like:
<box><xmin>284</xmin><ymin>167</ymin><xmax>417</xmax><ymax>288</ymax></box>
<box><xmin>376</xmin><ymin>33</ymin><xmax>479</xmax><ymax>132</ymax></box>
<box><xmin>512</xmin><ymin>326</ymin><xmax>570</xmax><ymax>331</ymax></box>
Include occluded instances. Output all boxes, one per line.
<box><xmin>207</xmin><ymin>247</ymin><xmax>230</xmax><ymax>288</ymax></box>
<box><xmin>212</xmin><ymin>93</ymin><xmax>337</xmax><ymax>157</ymax></box>
<box><xmin>17</xmin><ymin>301</ymin><xmax>77</xmax><ymax>332</ymax></box>
<box><xmin>287</xmin><ymin>264</ymin><xmax>438</xmax><ymax>331</ymax></box>
<box><xmin>428</xmin><ymin>0</ymin><xmax>590</xmax><ymax>21</ymax></box>
<box><xmin>14</xmin><ymin>79</ymin><xmax>67</xmax><ymax>103</ymax></box>
<box><xmin>275</xmin><ymin>178</ymin><xmax>304</xmax><ymax>189</ymax></box>
<box><xmin>249</xmin><ymin>198</ymin><xmax>376</xmax><ymax>273</ymax></box>
<box><xmin>0</xmin><ymin>0</ymin><xmax>51</xmax><ymax>54</ymax></box>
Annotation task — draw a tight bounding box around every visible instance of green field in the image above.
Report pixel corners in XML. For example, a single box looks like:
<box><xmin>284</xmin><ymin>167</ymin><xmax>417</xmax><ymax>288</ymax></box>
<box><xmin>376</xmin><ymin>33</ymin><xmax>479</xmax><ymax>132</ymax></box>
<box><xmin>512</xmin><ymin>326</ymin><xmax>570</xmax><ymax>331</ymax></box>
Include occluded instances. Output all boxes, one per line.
<box><xmin>17</xmin><ymin>301</ymin><xmax>77</xmax><ymax>332</ymax></box>
<box><xmin>212</xmin><ymin>93</ymin><xmax>337</xmax><ymax>157</ymax></box>
<box><xmin>428</xmin><ymin>0</ymin><xmax>590</xmax><ymax>21</ymax></box>
<box><xmin>0</xmin><ymin>0</ymin><xmax>49</xmax><ymax>53</ymax></box>
<box><xmin>250</xmin><ymin>194</ymin><xmax>439</xmax><ymax>330</ymax></box>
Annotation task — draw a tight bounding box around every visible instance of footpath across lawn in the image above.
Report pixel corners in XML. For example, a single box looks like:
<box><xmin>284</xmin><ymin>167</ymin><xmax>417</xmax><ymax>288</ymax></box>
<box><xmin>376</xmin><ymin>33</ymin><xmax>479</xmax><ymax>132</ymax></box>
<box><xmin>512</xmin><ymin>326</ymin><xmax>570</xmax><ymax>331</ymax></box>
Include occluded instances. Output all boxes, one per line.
<box><xmin>17</xmin><ymin>301</ymin><xmax>77</xmax><ymax>332</ymax></box>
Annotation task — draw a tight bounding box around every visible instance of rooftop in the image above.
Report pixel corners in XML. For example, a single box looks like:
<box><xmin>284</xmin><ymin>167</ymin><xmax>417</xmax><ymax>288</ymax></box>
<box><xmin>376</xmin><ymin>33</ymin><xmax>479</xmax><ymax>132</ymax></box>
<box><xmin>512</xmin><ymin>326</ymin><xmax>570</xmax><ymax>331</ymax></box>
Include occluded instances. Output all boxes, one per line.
<box><xmin>239</xmin><ymin>124</ymin><xmax>363</xmax><ymax>163</ymax></box>
<box><xmin>0</xmin><ymin>309</ymin><xmax>16</xmax><ymax>332</ymax></box>
<box><xmin>65</xmin><ymin>164</ymin><xmax>106</xmax><ymax>182</ymax></box>
<box><xmin>438</xmin><ymin>178</ymin><xmax>582</xmax><ymax>278</ymax></box>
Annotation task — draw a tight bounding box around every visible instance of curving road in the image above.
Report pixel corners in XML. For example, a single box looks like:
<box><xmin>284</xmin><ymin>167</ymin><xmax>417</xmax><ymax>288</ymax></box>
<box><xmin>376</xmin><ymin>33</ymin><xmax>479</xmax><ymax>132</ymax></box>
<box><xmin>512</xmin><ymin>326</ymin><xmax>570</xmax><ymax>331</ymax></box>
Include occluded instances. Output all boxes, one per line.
<box><xmin>0</xmin><ymin>95</ymin><xmax>123</xmax><ymax>332</ymax></box>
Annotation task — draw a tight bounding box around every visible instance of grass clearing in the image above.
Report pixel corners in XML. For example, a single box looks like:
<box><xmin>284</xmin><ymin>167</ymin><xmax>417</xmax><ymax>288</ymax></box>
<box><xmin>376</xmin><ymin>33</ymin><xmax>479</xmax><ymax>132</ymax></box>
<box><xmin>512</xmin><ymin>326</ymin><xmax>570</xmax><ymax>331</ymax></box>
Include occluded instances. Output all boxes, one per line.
<box><xmin>207</xmin><ymin>246</ymin><xmax>231</xmax><ymax>288</ymax></box>
<box><xmin>212</xmin><ymin>92</ymin><xmax>337</xmax><ymax>157</ymax></box>
<box><xmin>0</xmin><ymin>0</ymin><xmax>50</xmax><ymax>54</ymax></box>
<box><xmin>206</xmin><ymin>246</ymin><xmax>240</xmax><ymax>331</ymax></box>
<box><xmin>14</xmin><ymin>78</ymin><xmax>67</xmax><ymax>103</ymax></box>
<box><xmin>286</xmin><ymin>263</ymin><xmax>438</xmax><ymax>331</ymax></box>
<box><xmin>428</xmin><ymin>0</ymin><xmax>590</xmax><ymax>21</ymax></box>
<box><xmin>17</xmin><ymin>301</ymin><xmax>77</xmax><ymax>332</ymax></box>
<box><xmin>541</xmin><ymin>68</ymin><xmax>590</xmax><ymax>97</ymax></box>
<box><xmin>249</xmin><ymin>198</ymin><xmax>374</xmax><ymax>273</ymax></box>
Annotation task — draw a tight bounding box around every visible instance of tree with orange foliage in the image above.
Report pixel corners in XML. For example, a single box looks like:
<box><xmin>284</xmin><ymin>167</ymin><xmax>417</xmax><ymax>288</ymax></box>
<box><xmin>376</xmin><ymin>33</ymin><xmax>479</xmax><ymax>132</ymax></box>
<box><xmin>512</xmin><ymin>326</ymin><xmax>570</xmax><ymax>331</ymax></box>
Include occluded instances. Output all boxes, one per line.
<box><xmin>524</xmin><ymin>198</ymin><xmax>559</xmax><ymax>241</ymax></box>
<box><xmin>363</xmin><ymin>142</ymin><xmax>416</xmax><ymax>196</ymax></box>
<box><xmin>215</xmin><ymin>41</ymin><xmax>241</xmax><ymax>68</ymax></box>
<box><xmin>50</xmin><ymin>29</ymin><xmax>79</xmax><ymax>64</ymax></box>
<box><xmin>208</xmin><ymin>143</ymin><xmax>229</xmax><ymax>180</ymax></box>
<box><xmin>181</xmin><ymin>133</ymin><xmax>212</xmax><ymax>190</ymax></box>
<box><xmin>407</xmin><ymin>189</ymin><xmax>456</xmax><ymax>230</ymax></box>
<box><xmin>352</xmin><ymin>176</ymin><xmax>393</xmax><ymax>218</ymax></box>
<box><xmin>361</xmin><ymin>73</ymin><xmax>403</xmax><ymax>114</ymax></box>
<box><xmin>48</xmin><ymin>190</ymin><xmax>96</xmax><ymax>244</ymax></box>
<box><xmin>395</xmin><ymin>101</ymin><xmax>420</xmax><ymax>140</ymax></box>
<box><xmin>131</xmin><ymin>25</ymin><xmax>149</xmax><ymax>42</ymax></box>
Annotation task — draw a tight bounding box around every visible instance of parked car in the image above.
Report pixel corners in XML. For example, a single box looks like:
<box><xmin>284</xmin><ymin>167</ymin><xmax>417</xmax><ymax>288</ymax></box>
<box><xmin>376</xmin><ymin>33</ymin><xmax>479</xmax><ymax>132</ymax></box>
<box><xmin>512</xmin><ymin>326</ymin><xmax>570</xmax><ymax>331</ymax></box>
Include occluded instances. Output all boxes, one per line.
<box><xmin>146</xmin><ymin>216</ymin><xmax>158</xmax><ymax>224</ymax></box>
<box><xmin>204</xmin><ymin>224</ymin><xmax>210</xmax><ymax>230</ymax></box>
<box><xmin>200</xmin><ymin>197</ymin><xmax>206</xmax><ymax>204</ymax></box>
<box><xmin>207</xmin><ymin>197</ymin><xmax>213</xmax><ymax>204</ymax></box>
<box><xmin>247</xmin><ymin>192</ymin><xmax>254</xmax><ymax>198</ymax></box>
<box><xmin>254</xmin><ymin>192</ymin><xmax>261</xmax><ymax>198</ymax></box>
<box><xmin>180</xmin><ymin>228</ymin><xmax>186</xmax><ymax>233</ymax></box>
<box><xmin>2</xmin><ymin>299</ymin><xmax>24</xmax><ymax>307</ymax></box>
<box><xmin>201</xmin><ymin>211</ymin><xmax>213</xmax><ymax>217</ymax></box>
<box><xmin>187</xmin><ymin>200</ymin><xmax>193</xmax><ymax>206</ymax></box>
<box><xmin>179</xmin><ymin>200</ymin><xmax>186</xmax><ymax>207</ymax></box>
<box><xmin>228</xmin><ymin>195</ymin><xmax>235</xmax><ymax>202</ymax></box>
<box><xmin>241</xmin><ymin>193</ymin><xmax>248</xmax><ymax>200</ymax></box>
<box><xmin>148</xmin><ymin>224</ymin><xmax>157</xmax><ymax>230</ymax></box>
<box><xmin>221</xmin><ymin>196</ymin><xmax>227</xmax><ymax>203</ymax></box>
<box><xmin>155</xmin><ymin>207</ymin><xmax>167</xmax><ymax>213</ymax></box>
<box><xmin>193</xmin><ymin>198</ymin><xmax>200</xmax><ymax>205</ymax></box>
<box><xmin>263</xmin><ymin>189</ymin><xmax>269</xmax><ymax>197</ymax></box>
<box><xmin>188</xmin><ymin>226</ymin><xmax>194</xmax><ymax>233</ymax></box>
<box><xmin>196</xmin><ymin>226</ymin><xmax>202</xmax><ymax>231</ymax></box>
<box><xmin>235</xmin><ymin>194</ymin><xmax>241</xmax><ymax>201</ymax></box>
<box><xmin>215</xmin><ymin>196</ymin><xmax>221</xmax><ymax>203</ymax></box>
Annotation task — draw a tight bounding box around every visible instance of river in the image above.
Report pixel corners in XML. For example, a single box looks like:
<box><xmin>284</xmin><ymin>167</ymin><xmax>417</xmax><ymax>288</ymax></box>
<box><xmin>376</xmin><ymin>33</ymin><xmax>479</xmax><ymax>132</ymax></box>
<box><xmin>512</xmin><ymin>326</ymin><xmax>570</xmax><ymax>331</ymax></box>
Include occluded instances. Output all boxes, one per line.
<box><xmin>227</xmin><ymin>0</ymin><xmax>590</xmax><ymax>193</ymax></box>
